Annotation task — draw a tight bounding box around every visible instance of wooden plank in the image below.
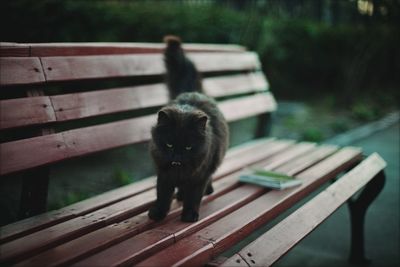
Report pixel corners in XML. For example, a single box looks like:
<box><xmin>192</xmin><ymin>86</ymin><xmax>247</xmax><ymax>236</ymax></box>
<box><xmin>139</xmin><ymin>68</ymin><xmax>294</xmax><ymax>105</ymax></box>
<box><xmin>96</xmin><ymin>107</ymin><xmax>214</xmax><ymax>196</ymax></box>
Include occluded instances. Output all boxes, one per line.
<box><xmin>135</xmin><ymin>148</ymin><xmax>363</xmax><ymax>266</ymax></box>
<box><xmin>62</xmin><ymin>114</ymin><xmax>154</xmax><ymax>158</ymax></box>
<box><xmin>219</xmin><ymin>93</ymin><xmax>277</xmax><ymax>122</ymax></box>
<box><xmin>274</xmin><ymin>145</ymin><xmax>338</xmax><ymax>176</ymax></box>
<box><xmin>0</xmin><ymin>57</ymin><xmax>45</xmax><ymax>86</ymax></box>
<box><xmin>136</xmin><ymin>237</ymin><xmax>214</xmax><ymax>267</ymax></box>
<box><xmin>0</xmin><ymin>43</ymin><xmax>30</xmax><ymax>57</ymax></box>
<box><xmin>190</xmin><ymin>52</ymin><xmax>260</xmax><ymax>72</ymax></box>
<box><xmin>0</xmin><ymin>97</ymin><xmax>56</xmax><ymax>130</ymax></box>
<box><xmin>220</xmin><ymin>254</ymin><xmax>248</xmax><ymax>267</ymax></box>
<box><xmin>214</xmin><ymin>139</ymin><xmax>294</xmax><ymax>178</ymax></box>
<box><xmin>204</xmin><ymin>72</ymin><xmax>268</xmax><ymax>98</ymax></box>
<box><xmin>0</xmin><ymin>134</ymin><xmax>69</xmax><ymax>175</ymax></box>
<box><xmin>27</xmin><ymin>42</ymin><xmax>245</xmax><ymax>57</ymax></box>
<box><xmin>226</xmin><ymin>153</ymin><xmax>386</xmax><ymax>267</ymax></box>
<box><xmin>41</xmin><ymin>52</ymin><xmax>259</xmax><ymax>82</ymax></box>
<box><xmin>51</xmin><ymin>84</ymin><xmax>168</xmax><ymax>121</ymax></box>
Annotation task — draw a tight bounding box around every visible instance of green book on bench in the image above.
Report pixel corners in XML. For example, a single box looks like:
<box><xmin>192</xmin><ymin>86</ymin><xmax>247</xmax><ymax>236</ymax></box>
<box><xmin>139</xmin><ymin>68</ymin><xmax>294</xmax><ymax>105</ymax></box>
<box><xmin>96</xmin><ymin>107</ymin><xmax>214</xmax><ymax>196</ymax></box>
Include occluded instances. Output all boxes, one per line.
<box><xmin>239</xmin><ymin>168</ymin><xmax>302</xmax><ymax>190</ymax></box>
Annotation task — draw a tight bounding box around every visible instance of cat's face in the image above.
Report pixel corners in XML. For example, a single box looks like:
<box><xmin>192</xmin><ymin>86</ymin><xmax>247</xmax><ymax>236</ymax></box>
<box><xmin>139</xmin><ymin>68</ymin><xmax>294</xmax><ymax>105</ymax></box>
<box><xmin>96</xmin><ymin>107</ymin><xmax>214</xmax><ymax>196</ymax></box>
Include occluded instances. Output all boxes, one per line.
<box><xmin>151</xmin><ymin>106</ymin><xmax>208</xmax><ymax>168</ymax></box>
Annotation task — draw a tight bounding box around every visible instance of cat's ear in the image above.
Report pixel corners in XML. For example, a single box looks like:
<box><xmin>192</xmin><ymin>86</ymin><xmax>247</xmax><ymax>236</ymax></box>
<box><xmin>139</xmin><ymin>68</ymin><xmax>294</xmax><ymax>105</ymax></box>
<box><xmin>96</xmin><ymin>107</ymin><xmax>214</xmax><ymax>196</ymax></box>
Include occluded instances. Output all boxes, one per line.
<box><xmin>157</xmin><ymin>110</ymin><xmax>171</xmax><ymax>125</ymax></box>
<box><xmin>196</xmin><ymin>115</ymin><xmax>208</xmax><ymax>131</ymax></box>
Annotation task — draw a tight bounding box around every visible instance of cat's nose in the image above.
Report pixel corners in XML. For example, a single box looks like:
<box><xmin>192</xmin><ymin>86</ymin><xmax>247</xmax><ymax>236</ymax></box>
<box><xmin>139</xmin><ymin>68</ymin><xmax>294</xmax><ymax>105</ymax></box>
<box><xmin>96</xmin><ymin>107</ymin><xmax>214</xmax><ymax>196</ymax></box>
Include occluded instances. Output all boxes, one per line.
<box><xmin>171</xmin><ymin>161</ymin><xmax>181</xmax><ymax>166</ymax></box>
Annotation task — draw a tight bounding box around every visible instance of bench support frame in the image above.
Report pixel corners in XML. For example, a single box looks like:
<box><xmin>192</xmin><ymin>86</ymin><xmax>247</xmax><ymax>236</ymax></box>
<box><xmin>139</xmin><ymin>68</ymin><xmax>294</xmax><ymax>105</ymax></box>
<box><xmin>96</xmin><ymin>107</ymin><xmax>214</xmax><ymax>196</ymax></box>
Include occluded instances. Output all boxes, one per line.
<box><xmin>348</xmin><ymin>170</ymin><xmax>385</xmax><ymax>264</ymax></box>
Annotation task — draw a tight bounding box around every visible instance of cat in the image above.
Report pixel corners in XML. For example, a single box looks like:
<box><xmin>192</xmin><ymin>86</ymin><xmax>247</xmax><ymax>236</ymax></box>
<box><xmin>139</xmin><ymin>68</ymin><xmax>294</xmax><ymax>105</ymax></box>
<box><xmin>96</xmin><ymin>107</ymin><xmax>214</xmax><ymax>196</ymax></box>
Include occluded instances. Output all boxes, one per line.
<box><xmin>148</xmin><ymin>36</ymin><xmax>229</xmax><ymax>222</ymax></box>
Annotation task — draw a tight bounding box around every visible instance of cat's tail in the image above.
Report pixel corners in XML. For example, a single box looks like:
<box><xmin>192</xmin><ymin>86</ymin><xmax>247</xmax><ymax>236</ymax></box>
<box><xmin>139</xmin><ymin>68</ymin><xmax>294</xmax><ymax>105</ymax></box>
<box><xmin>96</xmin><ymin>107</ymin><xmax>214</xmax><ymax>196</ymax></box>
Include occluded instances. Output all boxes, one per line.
<box><xmin>164</xmin><ymin>35</ymin><xmax>202</xmax><ymax>99</ymax></box>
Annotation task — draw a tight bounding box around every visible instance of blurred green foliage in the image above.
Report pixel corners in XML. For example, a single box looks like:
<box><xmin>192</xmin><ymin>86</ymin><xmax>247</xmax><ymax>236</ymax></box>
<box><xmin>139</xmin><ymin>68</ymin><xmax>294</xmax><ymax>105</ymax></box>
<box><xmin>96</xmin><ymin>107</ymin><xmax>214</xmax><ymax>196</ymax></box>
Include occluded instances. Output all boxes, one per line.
<box><xmin>302</xmin><ymin>127</ymin><xmax>325</xmax><ymax>142</ymax></box>
<box><xmin>114</xmin><ymin>169</ymin><xmax>135</xmax><ymax>186</ymax></box>
<box><xmin>1</xmin><ymin>0</ymin><xmax>399</xmax><ymax>107</ymax></box>
<box><xmin>48</xmin><ymin>191</ymin><xmax>89</xmax><ymax>210</ymax></box>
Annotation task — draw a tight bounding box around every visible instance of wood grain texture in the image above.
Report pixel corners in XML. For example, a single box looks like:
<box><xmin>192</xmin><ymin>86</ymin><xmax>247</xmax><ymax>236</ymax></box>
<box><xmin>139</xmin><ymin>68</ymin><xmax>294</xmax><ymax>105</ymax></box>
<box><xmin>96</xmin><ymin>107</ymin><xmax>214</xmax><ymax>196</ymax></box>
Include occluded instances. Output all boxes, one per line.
<box><xmin>0</xmin><ymin>114</ymin><xmax>155</xmax><ymax>176</ymax></box>
<box><xmin>0</xmin><ymin>92</ymin><xmax>274</xmax><ymax>175</ymax></box>
<box><xmin>136</xmin><ymin>147</ymin><xmax>363</xmax><ymax>267</ymax></box>
<box><xmin>274</xmin><ymin>145</ymin><xmax>338</xmax><ymax>176</ymax></box>
<box><xmin>136</xmin><ymin>237</ymin><xmax>214</xmax><ymax>267</ymax></box>
<box><xmin>40</xmin><ymin>52</ymin><xmax>259</xmax><ymax>82</ymax></box>
<box><xmin>6</xmin><ymin>140</ymin><xmax>298</xmax><ymax>266</ymax></box>
<box><xmin>0</xmin><ymin>134</ymin><xmax>68</xmax><ymax>175</ymax></box>
<box><xmin>0</xmin><ymin>189</ymin><xmax>157</xmax><ymax>264</ymax></box>
<box><xmin>69</xmin><ymin>185</ymin><xmax>264</xmax><ymax>267</ymax></box>
<box><xmin>219</xmin><ymin>93</ymin><xmax>277</xmax><ymax>122</ymax></box>
<box><xmin>0</xmin><ymin>139</ymin><xmax>279</xmax><ymax>244</ymax></box>
<box><xmin>51</xmin><ymin>84</ymin><xmax>168</xmax><ymax>121</ymax></box>
<box><xmin>27</xmin><ymin>42</ymin><xmax>245</xmax><ymax>57</ymax></box>
<box><xmin>0</xmin><ymin>97</ymin><xmax>56</xmax><ymax>129</ymax></box>
<box><xmin>226</xmin><ymin>153</ymin><xmax>386</xmax><ymax>267</ymax></box>
<box><xmin>49</xmin><ymin>72</ymin><xmax>268</xmax><ymax>123</ymax></box>
<box><xmin>0</xmin><ymin>43</ymin><xmax>30</xmax><ymax>57</ymax></box>
<box><xmin>0</xmin><ymin>57</ymin><xmax>45</xmax><ymax>86</ymax></box>
<box><xmin>203</xmin><ymin>72</ymin><xmax>268</xmax><ymax>98</ymax></box>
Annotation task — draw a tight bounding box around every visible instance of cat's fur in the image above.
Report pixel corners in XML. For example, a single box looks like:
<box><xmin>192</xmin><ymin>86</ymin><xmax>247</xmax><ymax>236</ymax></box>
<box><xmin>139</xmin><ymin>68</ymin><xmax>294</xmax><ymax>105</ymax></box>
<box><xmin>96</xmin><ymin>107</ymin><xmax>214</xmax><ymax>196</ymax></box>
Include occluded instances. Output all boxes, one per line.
<box><xmin>148</xmin><ymin>36</ymin><xmax>229</xmax><ymax>222</ymax></box>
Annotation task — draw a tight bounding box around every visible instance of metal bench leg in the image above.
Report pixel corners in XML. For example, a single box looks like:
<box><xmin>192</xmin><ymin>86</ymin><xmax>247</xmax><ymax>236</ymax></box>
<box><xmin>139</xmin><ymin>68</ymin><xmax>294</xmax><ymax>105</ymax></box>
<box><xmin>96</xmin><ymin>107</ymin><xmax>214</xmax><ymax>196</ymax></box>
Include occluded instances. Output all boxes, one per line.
<box><xmin>347</xmin><ymin>170</ymin><xmax>385</xmax><ymax>265</ymax></box>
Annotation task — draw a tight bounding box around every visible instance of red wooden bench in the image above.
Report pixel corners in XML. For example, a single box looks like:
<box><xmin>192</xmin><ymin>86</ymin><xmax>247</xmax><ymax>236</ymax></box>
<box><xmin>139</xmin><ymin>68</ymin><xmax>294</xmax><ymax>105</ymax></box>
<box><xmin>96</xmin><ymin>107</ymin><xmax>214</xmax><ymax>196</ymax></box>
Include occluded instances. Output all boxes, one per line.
<box><xmin>0</xmin><ymin>42</ymin><xmax>386</xmax><ymax>266</ymax></box>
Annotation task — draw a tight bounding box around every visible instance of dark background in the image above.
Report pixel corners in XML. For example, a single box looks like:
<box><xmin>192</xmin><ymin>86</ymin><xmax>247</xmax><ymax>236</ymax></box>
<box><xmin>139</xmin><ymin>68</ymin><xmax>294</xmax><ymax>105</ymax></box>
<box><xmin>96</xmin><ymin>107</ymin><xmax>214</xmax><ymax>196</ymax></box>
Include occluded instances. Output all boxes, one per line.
<box><xmin>1</xmin><ymin>0</ymin><xmax>399</xmax><ymax>108</ymax></box>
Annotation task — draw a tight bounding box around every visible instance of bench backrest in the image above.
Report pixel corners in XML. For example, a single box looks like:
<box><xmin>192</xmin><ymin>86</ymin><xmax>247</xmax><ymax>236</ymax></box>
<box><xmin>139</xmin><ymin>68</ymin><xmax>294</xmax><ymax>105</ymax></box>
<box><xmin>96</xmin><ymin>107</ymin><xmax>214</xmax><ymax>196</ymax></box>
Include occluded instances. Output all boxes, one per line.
<box><xmin>1</xmin><ymin>42</ymin><xmax>276</xmax><ymax>175</ymax></box>
<box><xmin>0</xmin><ymin>42</ymin><xmax>276</xmax><ymax>218</ymax></box>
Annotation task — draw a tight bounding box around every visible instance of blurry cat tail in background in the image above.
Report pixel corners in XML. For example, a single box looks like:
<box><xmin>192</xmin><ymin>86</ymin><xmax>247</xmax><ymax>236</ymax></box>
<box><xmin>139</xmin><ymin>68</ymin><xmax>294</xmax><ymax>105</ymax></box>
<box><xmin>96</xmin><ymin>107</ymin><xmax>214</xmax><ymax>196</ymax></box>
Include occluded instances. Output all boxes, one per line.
<box><xmin>163</xmin><ymin>35</ymin><xmax>203</xmax><ymax>99</ymax></box>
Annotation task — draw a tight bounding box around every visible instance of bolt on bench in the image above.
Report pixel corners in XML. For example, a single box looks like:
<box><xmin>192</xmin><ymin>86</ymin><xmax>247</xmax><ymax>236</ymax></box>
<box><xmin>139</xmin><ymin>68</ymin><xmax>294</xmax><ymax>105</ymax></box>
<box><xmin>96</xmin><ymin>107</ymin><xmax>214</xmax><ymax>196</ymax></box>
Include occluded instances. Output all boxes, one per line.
<box><xmin>0</xmin><ymin>42</ymin><xmax>386</xmax><ymax>266</ymax></box>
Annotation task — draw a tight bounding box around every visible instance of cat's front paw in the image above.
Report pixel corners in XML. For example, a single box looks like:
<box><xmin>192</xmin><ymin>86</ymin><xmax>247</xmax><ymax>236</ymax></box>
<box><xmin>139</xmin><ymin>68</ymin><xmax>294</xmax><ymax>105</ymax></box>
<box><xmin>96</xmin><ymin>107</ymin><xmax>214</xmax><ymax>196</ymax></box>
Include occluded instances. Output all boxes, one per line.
<box><xmin>148</xmin><ymin>206</ymin><xmax>167</xmax><ymax>221</ymax></box>
<box><xmin>181</xmin><ymin>209</ymin><xmax>199</xmax><ymax>222</ymax></box>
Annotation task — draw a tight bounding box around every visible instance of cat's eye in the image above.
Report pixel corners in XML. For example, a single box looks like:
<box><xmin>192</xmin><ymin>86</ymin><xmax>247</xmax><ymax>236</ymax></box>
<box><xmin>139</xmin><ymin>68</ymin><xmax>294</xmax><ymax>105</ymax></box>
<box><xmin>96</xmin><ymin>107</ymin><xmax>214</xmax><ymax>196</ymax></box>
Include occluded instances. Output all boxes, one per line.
<box><xmin>166</xmin><ymin>143</ymin><xmax>173</xmax><ymax>148</ymax></box>
<box><xmin>185</xmin><ymin>146</ymin><xmax>192</xmax><ymax>151</ymax></box>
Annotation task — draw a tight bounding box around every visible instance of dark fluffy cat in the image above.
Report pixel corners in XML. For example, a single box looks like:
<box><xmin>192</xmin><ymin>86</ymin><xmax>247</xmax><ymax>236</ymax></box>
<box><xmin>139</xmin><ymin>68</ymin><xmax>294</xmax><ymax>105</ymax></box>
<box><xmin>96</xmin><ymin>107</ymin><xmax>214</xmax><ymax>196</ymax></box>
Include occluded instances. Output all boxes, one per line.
<box><xmin>148</xmin><ymin>36</ymin><xmax>229</xmax><ymax>222</ymax></box>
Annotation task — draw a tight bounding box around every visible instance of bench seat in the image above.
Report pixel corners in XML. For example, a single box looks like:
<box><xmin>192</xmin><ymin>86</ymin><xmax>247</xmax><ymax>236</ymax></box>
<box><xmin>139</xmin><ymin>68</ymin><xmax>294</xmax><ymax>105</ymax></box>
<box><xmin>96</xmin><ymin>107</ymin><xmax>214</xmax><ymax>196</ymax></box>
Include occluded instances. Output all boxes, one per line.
<box><xmin>1</xmin><ymin>138</ymin><xmax>386</xmax><ymax>266</ymax></box>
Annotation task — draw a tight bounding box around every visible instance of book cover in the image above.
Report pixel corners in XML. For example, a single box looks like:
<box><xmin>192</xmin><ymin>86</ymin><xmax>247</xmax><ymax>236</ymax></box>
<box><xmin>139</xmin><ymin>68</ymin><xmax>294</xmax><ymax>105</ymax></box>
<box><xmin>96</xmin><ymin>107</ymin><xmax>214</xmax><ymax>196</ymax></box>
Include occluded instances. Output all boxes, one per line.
<box><xmin>239</xmin><ymin>168</ymin><xmax>302</xmax><ymax>190</ymax></box>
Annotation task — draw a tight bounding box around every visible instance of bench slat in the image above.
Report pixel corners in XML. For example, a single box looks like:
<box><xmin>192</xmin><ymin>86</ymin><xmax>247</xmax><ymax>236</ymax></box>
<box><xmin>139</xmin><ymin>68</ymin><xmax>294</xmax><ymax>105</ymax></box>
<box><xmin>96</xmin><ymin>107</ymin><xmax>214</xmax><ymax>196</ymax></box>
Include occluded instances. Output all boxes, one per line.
<box><xmin>26</xmin><ymin>42</ymin><xmax>246</xmax><ymax>56</ymax></box>
<box><xmin>135</xmin><ymin>148</ymin><xmax>362</xmax><ymax>267</ymax></box>
<box><xmin>219</xmin><ymin>93</ymin><xmax>276</xmax><ymax>122</ymax></box>
<box><xmin>204</xmin><ymin>72</ymin><xmax>268</xmax><ymax>98</ymax></box>
<box><xmin>223</xmin><ymin>153</ymin><xmax>386</xmax><ymax>267</ymax></box>
<box><xmin>0</xmin><ymin>57</ymin><xmax>45</xmax><ymax>86</ymax></box>
<box><xmin>0</xmin><ymin>134</ymin><xmax>69</xmax><ymax>176</ymax></box>
<box><xmin>0</xmin><ymin>96</ymin><xmax>56</xmax><ymax>130</ymax></box>
<box><xmin>40</xmin><ymin>52</ymin><xmax>259</xmax><ymax>82</ymax></box>
<box><xmin>51</xmin><ymin>84</ymin><xmax>167</xmax><ymax>121</ymax></box>
<box><xmin>274</xmin><ymin>145</ymin><xmax>338</xmax><ymax>175</ymax></box>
